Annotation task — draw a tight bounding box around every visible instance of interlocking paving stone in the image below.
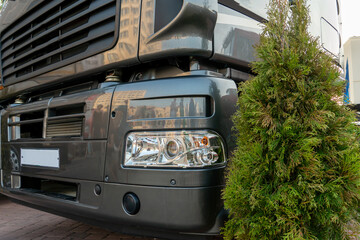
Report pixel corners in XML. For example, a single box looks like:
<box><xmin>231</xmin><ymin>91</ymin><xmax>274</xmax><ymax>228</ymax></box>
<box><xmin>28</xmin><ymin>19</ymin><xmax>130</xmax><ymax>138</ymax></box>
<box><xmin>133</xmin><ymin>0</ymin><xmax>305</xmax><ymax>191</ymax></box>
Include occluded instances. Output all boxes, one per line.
<box><xmin>0</xmin><ymin>195</ymin><xmax>155</xmax><ymax>240</ymax></box>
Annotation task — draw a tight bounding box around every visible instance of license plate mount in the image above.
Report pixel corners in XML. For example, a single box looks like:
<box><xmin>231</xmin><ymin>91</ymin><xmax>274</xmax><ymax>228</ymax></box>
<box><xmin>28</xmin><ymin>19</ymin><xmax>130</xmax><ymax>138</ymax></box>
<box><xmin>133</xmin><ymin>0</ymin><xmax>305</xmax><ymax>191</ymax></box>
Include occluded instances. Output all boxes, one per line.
<box><xmin>21</xmin><ymin>149</ymin><xmax>60</xmax><ymax>169</ymax></box>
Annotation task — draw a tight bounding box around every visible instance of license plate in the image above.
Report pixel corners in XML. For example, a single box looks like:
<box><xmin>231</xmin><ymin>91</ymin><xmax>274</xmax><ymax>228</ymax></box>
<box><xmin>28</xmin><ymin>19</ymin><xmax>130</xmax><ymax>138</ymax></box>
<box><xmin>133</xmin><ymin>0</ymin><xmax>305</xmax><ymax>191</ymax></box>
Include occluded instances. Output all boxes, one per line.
<box><xmin>21</xmin><ymin>149</ymin><xmax>60</xmax><ymax>168</ymax></box>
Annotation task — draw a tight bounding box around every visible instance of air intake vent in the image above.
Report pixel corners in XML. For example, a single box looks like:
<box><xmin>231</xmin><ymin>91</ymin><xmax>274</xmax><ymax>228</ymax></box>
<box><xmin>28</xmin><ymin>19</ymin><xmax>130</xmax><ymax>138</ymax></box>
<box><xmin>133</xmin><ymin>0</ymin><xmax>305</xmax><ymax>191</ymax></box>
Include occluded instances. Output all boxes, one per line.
<box><xmin>1</xmin><ymin>0</ymin><xmax>118</xmax><ymax>85</ymax></box>
<box><xmin>47</xmin><ymin>118</ymin><xmax>83</xmax><ymax>137</ymax></box>
<box><xmin>46</xmin><ymin>104</ymin><xmax>85</xmax><ymax>138</ymax></box>
<box><xmin>8</xmin><ymin>110</ymin><xmax>45</xmax><ymax>140</ymax></box>
<box><xmin>8</xmin><ymin>104</ymin><xmax>86</xmax><ymax>140</ymax></box>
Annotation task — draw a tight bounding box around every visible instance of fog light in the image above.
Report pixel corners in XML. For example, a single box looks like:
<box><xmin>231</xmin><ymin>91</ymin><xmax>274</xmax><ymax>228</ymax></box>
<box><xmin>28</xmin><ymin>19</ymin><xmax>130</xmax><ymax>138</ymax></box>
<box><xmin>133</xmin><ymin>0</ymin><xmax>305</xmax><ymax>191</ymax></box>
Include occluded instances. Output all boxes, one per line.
<box><xmin>123</xmin><ymin>193</ymin><xmax>140</xmax><ymax>215</ymax></box>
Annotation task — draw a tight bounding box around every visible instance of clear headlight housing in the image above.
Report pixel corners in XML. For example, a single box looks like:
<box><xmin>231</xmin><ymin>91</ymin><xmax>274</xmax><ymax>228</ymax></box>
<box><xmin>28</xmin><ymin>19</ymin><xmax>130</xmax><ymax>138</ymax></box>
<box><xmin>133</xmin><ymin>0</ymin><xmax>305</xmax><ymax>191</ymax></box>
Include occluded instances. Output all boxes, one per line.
<box><xmin>124</xmin><ymin>131</ymin><xmax>226</xmax><ymax>168</ymax></box>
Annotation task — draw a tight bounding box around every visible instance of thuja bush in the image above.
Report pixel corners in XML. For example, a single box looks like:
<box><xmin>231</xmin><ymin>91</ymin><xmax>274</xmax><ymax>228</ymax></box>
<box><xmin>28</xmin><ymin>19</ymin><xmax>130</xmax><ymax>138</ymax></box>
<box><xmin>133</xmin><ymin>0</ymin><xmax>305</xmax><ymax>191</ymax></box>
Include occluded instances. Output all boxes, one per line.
<box><xmin>223</xmin><ymin>0</ymin><xmax>360</xmax><ymax>239</ymax></box>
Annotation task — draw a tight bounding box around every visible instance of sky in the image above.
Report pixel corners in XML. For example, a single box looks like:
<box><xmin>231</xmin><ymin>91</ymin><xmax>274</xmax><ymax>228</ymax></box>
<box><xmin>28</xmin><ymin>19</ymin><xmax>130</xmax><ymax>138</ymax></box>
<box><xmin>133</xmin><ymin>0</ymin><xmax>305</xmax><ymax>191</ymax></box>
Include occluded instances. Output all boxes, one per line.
<box><xmin>341</xmin><ymin>0</ymin><xmax>360</xmax><ymax>44</ymax></box>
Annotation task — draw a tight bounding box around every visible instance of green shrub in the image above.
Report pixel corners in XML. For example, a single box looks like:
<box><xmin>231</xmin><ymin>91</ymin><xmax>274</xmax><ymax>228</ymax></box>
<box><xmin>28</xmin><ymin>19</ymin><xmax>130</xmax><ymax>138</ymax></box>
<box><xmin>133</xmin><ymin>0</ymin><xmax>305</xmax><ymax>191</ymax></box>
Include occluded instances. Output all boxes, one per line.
<box><xmin>222</xmin><ymin>0</ymin><xmax>360</xmax><ymax>239</ymax></box>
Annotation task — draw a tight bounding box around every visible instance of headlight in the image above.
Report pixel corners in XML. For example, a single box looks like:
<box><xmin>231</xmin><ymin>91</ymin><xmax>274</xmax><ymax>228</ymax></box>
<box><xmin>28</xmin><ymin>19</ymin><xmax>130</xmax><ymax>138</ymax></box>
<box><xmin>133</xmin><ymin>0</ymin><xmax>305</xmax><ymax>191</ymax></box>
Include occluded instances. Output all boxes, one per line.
<box><xmin>124</xmin><ymin>131</ymin><xmax>226</xmax><ymax>168</ymax></box>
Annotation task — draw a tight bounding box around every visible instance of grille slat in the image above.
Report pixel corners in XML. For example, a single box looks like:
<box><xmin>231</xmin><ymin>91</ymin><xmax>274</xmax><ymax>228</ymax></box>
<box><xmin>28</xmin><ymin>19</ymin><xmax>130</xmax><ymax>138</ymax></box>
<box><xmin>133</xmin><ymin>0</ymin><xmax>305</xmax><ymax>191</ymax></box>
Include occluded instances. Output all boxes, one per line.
<box><xmin>8</xmin><ymin>119</ymin><xmax>44</xmax><ymax>126</ymax></box>
<box><xmin>1</xmin><ymin>0</ymin><xmax>118</xmax><ymax>85</ymax></box>
<box><xmin>2</xmin><ymin>10</ymin><xmax>115</xmax><ymax>66</ymax></box>
<box><xmin>1</xmin><ymin>0</ymin><xmax>87</xmax><ymax>52</ymax></box>
<box><xmin>47</xmin><ymin>132</ymin><xmax>82</xmax><ymax>137</ymax></box>
<box><xmin>47</xmin><ymin>123</ymin><xmax>83</xmax><ymax>129</ymax></box>
<box><xmin>48</xmin><ymin>113</ymin><xmax>85</xmax><ymax>122</ymax></box>
<box><xmin>1</xmin><ymin>0</ymin><xmax>63</xmax><ymax>41</ymax></box>
<box><xmin>3</xmin><ymin>27</ymin><xmax>114</xmax><ymax>78</ymax></box>
<box><xmin>47</xmin><ymin>126</ymin><xmax>82</xmax><ymax>131</ymax></box>
<box><xmin>47</xmin><ymin>120</ymin><xmax>83</xmax><ymax>137</ymax></box>
<box><xmin>46</xmin><ymin>104</ymin><xmax>85</xmax><ymax>138</ymax></box>
<box><xmin>2</xmin><ymin>0</ymin><xmax>113</xmax><ymax>55</ymax></box>
<box><xmin>48</xmin><ymin>128</ymin><xmax>82</xmax><ymax>131</ymax></box>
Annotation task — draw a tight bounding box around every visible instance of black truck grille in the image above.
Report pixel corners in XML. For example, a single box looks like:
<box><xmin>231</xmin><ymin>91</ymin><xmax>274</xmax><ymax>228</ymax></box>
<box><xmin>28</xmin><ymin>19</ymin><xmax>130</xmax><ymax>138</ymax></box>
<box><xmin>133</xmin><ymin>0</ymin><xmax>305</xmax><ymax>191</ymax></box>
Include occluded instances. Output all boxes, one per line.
<box><xmin>1</xmin><ymin>0</ymin><xmax>118</xmax><ymax>85</ymax></box>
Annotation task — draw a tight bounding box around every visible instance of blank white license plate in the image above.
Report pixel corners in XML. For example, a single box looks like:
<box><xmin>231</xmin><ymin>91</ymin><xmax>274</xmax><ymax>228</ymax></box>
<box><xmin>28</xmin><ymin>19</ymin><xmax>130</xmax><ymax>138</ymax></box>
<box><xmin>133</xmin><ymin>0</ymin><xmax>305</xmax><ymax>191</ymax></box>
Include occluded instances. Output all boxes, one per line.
<box><xmin>21</xmin><ymin>149</ymin><xmax>60</xmax><ymax>168</ymax></box>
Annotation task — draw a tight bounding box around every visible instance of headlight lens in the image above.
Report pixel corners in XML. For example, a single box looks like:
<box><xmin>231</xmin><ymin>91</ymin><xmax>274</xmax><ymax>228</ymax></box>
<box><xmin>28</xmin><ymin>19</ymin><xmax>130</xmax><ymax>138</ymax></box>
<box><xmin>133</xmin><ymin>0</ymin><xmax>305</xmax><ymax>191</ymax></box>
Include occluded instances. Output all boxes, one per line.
<box><xmin>124</xmin><ymin>131</ymin><xmax>226</xmax><ymax>168</ymax></box>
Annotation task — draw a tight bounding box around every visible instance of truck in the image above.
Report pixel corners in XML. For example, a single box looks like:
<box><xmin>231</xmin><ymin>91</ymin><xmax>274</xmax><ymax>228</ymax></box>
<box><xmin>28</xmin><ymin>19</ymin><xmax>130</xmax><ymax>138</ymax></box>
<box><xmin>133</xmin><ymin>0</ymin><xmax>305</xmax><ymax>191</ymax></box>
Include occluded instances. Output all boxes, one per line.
<box><xmin>0</xmin><ymin>0</ymin><xmax>342</xmax><ymax>239</ymax></box>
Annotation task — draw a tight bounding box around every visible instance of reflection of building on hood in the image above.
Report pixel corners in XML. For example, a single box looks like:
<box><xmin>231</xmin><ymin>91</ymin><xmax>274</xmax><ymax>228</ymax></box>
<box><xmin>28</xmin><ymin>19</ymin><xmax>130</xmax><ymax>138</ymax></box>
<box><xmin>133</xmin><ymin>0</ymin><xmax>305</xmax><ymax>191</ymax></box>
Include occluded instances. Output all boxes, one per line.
<box><xmin>222</xmin><ymin>28</ymin><xmax>260</xmax><ymax>62</ymax></box>
<box><xmin>227</xmin><ymin>88</ymin><xmax>237</xmax><ymax>96</ymax></box>
<box><xmin>170</xmin><ymin>99</ymin><xmax>178</xmax><ymax>117</ymax></box>
<box><xmin>97</xmin><ymin>104</ymin><xmax>103</xmax><ymax>111</ymax></box>
<box><xmin>179</xmin><ymin>98</ymin><xmax>184</xmax><ymax>117</ymax></box>
<box><xmin>222</xmin><ymin>88</ymin><xmax>238</xmax><ymax>118</ymax></box>
<box><xmin>93</xmin><ymin>93</ymin><xmax>112</xmax><ymax>110</ymax></box>
<box><xmin>189</xmin><ymin>98</ymin><xmax>196</xmax><ymax>116</ymax></box>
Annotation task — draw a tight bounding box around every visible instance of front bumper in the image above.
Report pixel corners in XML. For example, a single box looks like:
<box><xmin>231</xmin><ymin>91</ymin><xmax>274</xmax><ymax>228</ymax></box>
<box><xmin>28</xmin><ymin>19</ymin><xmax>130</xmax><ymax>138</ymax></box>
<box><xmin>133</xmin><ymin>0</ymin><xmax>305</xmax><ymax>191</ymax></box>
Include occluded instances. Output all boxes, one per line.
<box><xmin>0</xmin><ymin>176</ymin><xmax>225</xmax><ymax>238</ymax></box>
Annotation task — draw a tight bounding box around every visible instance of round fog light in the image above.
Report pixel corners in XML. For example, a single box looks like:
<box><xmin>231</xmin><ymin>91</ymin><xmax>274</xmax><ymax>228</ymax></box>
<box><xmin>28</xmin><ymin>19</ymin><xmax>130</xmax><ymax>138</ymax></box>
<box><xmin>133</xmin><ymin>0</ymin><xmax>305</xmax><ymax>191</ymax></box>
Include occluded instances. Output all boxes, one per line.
<box><xmin>123</xmin><ymin>193</ymin><xmax>140</xmax><ymax>215</ymax></box>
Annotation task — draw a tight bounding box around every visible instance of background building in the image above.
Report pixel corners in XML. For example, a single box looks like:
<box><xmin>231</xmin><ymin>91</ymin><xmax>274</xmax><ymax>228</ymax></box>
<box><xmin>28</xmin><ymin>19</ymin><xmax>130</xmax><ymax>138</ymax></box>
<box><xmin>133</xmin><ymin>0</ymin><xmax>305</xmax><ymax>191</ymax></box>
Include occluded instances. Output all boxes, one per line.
<box><xmin>344</xmin><ymin>37</ymin><xmax>360</xmax><ymax>104</ymax></box>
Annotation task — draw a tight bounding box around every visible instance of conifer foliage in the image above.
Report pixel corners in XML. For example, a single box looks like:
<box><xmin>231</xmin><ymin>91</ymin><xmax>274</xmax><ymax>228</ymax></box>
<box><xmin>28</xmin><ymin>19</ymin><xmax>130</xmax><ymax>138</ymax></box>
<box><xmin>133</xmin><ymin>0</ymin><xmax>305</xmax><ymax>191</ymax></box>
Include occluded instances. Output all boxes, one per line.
<box><xmin>223</xmin><ymin>0</ymin><xmax>360</xmax><ymax>239</ymax></box>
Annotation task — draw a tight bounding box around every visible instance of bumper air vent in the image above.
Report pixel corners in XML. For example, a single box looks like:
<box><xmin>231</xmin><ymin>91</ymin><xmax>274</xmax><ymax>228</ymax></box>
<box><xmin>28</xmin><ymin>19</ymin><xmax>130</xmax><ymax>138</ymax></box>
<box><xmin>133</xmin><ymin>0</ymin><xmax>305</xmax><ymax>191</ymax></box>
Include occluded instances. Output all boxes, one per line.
<box><xmin>8</xmin><ymin>110</ymin><xmax>45</xmax><ymax>140</ymax></box>
<box><xmin>1</xmin><ymin>0</ymin><xmax>119</xmax><ymax>85</ymax></box>
<box><xmin>47</xmin><ymin>104</ymin><xmax>85</xmax><ymax>138</ymax></box>
<box><xmin>20</xmin><ymin>176</ymin><xmax>78</xmax><ymax>201</ymax></box>
<box><xmin>46</xmin><ymin>118</ymin><xmax>83</xmax><ymax>138</ymax></box>
<box><xmin>8</xmin><ymin>104</ymin><xmax>85</xmax><ymax>140</ymax></box>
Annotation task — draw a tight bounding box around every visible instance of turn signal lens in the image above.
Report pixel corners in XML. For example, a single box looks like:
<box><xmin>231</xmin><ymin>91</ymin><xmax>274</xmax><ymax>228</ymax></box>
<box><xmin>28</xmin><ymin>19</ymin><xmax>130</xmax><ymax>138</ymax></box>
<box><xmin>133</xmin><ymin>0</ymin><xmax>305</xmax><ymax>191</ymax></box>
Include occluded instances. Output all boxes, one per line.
<box><xmin>124</xmin><ymin>131</ymin><xmax>225</xmax><ymax>168</ymax></box>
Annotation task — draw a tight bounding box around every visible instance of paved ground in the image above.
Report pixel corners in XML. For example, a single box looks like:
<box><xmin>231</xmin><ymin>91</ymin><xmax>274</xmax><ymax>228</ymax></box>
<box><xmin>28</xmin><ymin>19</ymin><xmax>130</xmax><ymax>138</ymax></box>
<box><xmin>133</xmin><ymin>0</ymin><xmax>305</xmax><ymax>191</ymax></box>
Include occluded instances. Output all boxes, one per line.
<box><xmin>0</xmin><ymin>195</ymin><xmax>155</xmax><ymax>240</ymax></box>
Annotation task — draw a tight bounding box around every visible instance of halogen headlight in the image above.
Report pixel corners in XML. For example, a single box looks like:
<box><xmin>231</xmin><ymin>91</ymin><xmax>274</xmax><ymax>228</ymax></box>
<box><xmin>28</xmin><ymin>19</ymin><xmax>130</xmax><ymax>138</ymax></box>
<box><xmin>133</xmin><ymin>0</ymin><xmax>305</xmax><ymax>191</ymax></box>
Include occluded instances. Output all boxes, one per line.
<box><xmin>124</xmin><ymin>131</ymin><xmax>226</xmax><ymax>168</ymax></box>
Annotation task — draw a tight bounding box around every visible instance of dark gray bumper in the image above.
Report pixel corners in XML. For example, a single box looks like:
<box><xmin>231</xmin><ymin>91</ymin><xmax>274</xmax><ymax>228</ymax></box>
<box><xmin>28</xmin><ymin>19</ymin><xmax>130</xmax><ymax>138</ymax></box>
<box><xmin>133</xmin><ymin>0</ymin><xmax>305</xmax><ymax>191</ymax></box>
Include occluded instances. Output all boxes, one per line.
<box><xmin>1</xmin><ymin>178</ymin><xmax>225</xmax><ymax>239</ymax></box>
